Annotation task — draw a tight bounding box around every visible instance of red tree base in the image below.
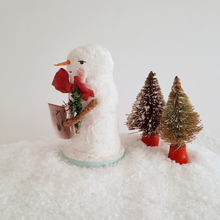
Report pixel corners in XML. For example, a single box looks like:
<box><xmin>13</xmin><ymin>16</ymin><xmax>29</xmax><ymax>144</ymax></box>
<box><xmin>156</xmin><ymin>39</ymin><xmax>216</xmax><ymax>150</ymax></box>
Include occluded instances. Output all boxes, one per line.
<box><xmin>168</xmin><ymin>145</ymin><xmax>188</xmax><ymax>164</ymax></box>
<box><xmin>141</xmin><ymin>135</ymin><xmax>159</xmax><ymax>146</ymax></box>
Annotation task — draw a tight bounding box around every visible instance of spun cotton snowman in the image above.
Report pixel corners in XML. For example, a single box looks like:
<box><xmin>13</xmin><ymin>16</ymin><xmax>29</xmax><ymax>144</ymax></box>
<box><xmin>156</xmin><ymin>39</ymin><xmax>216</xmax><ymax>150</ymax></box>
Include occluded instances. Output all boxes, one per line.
<box><xmin>52</xmin><ymin>44</ymin><xmax>125</xmax><ymax>167</ymax></box>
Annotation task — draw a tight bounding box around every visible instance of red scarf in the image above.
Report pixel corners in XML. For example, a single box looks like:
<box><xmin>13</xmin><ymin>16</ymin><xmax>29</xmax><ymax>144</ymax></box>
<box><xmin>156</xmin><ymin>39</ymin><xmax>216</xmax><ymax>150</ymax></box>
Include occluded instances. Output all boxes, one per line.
<box><xmin>52</xmin><ymin>68</ymin><xmax>94</xmax><ymax>101</ymax></box>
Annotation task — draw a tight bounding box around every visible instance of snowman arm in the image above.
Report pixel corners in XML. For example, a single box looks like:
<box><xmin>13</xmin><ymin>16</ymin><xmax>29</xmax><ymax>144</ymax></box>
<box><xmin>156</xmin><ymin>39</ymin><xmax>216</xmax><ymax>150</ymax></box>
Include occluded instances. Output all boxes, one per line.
<box><xmin>63</xmin><ymin>99</ymin><xmax>98</xmax><ymax>127</ymax></box>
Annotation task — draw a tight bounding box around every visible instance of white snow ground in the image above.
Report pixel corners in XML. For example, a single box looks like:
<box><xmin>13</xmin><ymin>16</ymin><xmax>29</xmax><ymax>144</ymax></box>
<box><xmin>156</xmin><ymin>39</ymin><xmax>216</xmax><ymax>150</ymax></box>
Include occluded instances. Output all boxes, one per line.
<box><xmin>0</xmin><ymin>132</ymin><xmax>220</xmax><ymax>220</ymax></box>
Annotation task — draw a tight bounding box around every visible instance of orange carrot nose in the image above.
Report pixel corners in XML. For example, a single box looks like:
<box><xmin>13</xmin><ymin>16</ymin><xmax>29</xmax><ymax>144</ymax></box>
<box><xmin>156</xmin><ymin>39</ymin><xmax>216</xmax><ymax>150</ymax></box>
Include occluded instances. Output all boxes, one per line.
<box><xmin>54</xmin><ymin>60</ymin><xmax>70</xmax><ymax>66</ymax></box>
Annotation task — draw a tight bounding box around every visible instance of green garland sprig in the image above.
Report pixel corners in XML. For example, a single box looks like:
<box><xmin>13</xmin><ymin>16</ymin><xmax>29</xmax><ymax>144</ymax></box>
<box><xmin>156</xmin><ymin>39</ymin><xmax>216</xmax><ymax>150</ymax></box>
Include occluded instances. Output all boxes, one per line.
<box><xmin>68</xmin><ymin>85</ymin><xmax>83</xmax><ymax>132</ymax></box>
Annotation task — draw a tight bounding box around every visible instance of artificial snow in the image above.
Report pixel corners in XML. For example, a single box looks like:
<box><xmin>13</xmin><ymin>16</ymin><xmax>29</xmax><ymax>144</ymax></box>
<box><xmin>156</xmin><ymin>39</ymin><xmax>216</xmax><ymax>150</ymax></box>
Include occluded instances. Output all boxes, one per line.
<box><xmin>0</xmin><ymin>133</ymin><xmax>220</xmax><ymax>220</ymax></box>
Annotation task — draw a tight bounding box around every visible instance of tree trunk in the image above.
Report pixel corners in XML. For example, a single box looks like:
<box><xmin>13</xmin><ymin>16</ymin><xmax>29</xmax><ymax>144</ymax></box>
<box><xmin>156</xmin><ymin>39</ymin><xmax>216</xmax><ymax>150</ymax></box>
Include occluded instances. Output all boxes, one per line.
<box><xmin>168</xmin><ymin>145</ymin><xmax>188</xmax><ymax>164</ymax></box>
<box><xmin>141</xmin><ymin>134</ymin><xmax>159</xmax><ymax>146</ymax></box>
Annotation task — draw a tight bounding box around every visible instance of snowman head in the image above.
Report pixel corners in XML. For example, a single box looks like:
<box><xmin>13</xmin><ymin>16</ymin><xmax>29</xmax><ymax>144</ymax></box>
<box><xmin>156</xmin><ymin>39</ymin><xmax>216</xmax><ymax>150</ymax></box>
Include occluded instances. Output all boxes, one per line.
<box><xmin>56</xmin><ymin>44</ymin><xmax>114</xmax><ymax>84</ymax></box>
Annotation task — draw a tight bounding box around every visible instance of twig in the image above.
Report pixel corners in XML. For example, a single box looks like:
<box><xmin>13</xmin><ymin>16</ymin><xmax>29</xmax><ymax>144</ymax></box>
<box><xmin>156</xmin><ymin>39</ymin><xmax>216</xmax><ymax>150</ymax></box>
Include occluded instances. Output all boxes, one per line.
<box><xmin>63</xmin><ymin>99</ymin><xmax>98</xmax><ymax>127</ymax></box>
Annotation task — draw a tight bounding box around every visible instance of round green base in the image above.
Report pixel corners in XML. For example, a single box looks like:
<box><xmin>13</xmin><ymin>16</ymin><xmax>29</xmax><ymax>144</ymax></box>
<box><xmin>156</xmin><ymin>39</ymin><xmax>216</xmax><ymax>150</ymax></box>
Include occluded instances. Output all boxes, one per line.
<box><xmin>63</xmin><ymin>151</ymin><xmax>125</xmax><ymax>168</ymax></box>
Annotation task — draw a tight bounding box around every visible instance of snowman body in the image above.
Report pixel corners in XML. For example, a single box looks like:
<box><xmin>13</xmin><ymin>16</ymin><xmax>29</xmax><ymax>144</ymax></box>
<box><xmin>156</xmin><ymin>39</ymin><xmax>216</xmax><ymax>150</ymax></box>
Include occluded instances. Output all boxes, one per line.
<box><xmin>62</xmin><ymin>44</ymin><xmax>124</xmax><ymax>166</ymax></box>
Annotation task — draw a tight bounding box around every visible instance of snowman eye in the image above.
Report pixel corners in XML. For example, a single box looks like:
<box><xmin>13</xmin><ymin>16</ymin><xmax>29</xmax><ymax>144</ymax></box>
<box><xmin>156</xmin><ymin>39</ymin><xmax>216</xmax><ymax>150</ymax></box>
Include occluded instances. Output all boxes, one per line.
<box><xmin>69</xmin><ymin>71</ymin><xmax>72</xmax><ymax>73</ymax></box>
<box><xmin>78</xmin><ymin>60</ymin><xmax>86</xmax><ymax>65</ymax></box>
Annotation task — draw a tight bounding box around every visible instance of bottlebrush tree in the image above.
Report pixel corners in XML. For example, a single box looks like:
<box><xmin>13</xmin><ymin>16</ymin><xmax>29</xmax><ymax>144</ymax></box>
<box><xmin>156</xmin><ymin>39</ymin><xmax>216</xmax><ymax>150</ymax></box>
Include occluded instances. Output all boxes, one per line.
<box><xmin>159</xmin><ymin>76</ymin><xmax>203</xmax><ymax>164</ymax></box>
<box><xmin>126</xmin><ymin>71</ymin><xmax>165</xmax><ymax>144</ymax></box>
<box><xmin>159</xmin><ymin>76</ymin><xmax>203</xmax><ymax>147</ymax></box>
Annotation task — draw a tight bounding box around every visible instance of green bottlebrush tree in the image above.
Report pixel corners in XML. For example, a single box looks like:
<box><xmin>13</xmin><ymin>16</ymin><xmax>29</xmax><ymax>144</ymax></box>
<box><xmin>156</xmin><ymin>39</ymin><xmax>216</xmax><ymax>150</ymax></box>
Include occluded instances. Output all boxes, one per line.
<box><xmin>68</xmin><ymin>85</ymin><xmax>83</xmax><ymax>132</ymax></box>
<box><xmin>159</xmin><ymin>76</ymin><xmax>203</xmax><ymax>147</ymax></box>
<box><xmin>126</xmin><ymin>71</ymin><xmax>165</xmax><ymax>137</ymax></box>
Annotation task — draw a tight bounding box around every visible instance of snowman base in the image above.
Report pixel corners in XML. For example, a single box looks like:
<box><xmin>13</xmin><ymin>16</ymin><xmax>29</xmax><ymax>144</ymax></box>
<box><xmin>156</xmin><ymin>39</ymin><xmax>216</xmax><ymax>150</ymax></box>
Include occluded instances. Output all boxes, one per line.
<box><xmin>63</xmin><ymin>145</ymin><xmax>125</xmax><ymax>168</ymax></box>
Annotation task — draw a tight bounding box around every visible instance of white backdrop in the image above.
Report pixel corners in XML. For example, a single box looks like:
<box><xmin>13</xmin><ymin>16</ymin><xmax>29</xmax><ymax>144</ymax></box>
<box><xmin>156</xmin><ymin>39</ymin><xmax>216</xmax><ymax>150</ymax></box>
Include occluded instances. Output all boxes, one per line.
<box><xmin>0</xmin><ymin>0</ymin><xmax>220</xmax><ymax>143</ymax></box>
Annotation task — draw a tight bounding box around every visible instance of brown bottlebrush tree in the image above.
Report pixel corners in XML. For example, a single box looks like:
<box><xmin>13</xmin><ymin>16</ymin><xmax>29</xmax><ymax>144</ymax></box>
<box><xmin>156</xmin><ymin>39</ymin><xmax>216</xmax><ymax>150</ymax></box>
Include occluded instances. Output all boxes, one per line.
<box><xmin>126</xmin><ymin>71</ymin><xmax>165</xmax><ymax>137</ymax></box>
<box><xmin>159</xmin><ymin>76</ymin><xmax>203</xmax><ymax>147</ymax></box>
